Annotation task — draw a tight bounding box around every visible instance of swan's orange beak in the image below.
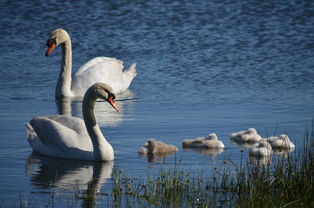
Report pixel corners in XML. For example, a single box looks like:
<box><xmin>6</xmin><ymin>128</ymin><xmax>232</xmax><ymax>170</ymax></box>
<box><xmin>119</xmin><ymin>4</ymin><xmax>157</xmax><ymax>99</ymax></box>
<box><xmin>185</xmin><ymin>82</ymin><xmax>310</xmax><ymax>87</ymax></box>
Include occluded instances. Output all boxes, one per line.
<box><xmin>107</xmin><ymin>96</ymin><xmax>120</xmax><ymax>112</ymax></box>
<box><xmin>45</xmin><ymin>42</ymin><xmax>56</xmax><ymax>56</ymax></box>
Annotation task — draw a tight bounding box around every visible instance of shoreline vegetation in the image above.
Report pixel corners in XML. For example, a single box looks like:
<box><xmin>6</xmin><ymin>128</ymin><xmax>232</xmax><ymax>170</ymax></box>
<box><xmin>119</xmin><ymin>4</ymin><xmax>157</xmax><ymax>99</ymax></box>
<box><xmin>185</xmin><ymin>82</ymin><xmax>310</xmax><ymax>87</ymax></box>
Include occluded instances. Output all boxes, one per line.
<box><xmin>10</xmin><ymin>129</ymin><xmax>314</xmax><ymax>207</ymax></box>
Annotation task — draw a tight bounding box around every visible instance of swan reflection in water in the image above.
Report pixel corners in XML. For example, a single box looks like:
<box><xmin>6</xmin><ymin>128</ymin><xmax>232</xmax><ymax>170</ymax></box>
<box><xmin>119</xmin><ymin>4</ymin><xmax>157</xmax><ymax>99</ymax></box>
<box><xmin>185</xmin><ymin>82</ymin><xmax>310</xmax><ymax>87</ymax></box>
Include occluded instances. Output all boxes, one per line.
<box><xmin>56</xmin><ymin>89</ymin><xmax>135</xmax><ymax>127</ymax></box>
<box><xmin>25</xmin><ymin>153</ymin><xmax>113</xmax><ymax>207</ymax></box>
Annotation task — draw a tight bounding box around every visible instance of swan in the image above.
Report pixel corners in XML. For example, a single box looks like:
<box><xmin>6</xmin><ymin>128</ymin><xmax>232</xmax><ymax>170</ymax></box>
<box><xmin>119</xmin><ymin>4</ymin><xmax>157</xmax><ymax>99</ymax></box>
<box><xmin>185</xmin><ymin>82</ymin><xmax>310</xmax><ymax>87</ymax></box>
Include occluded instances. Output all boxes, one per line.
<box><xmin>25</xmin><ymin>83</ymin><xmax>119</xmax><ymax>161</ymax></box>
<box><xmin>230</xmin><ymin>128</ymin><xmax>262</xmax><ymax>143</ymax></box>
<box><xmin>182</xmin><ymin>133</ymin><xmax>225</xmax><ymax>149</ymax></box>
<box><xmin>46</xmin><ymin>28</ymin><xmax>137</xmax><ymax>98</ymax></box>
<box><xmin>266</xmin><ymin>134</ymin><xmax>295</xmax><ymax>149</ymax></box>
<box><xmin>138</xmin><ymin>139</ymin><xmax>178</xmax><ymax>155</ymax></box>
<box><xmin>249</xmin><ymin>140</ymin><xmax>273</xmax><ymax>157</ymax></box>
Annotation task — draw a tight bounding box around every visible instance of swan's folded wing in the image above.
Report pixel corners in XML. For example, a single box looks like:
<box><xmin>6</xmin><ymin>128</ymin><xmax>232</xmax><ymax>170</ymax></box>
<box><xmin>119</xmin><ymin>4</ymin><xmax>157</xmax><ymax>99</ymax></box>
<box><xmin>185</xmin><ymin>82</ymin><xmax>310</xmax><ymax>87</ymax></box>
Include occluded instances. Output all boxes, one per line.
<box><xmin>72</xmin><ymin>57</ymin><xmax>125</xmax><ymax>95</ymax></box>
<box><xmin>75</xmin><ymin>57</ymin><xmax>123</xmax><ymax>76</ymax></box>
<box><xmin>30</xmin><ymin>115</ymin><xmax>90</xmax><ymax>151</ymax></box>
<box><xmin>46</xmin><ymin>115</ymin><xmax>87</xmax><ymax>135</ymax></box>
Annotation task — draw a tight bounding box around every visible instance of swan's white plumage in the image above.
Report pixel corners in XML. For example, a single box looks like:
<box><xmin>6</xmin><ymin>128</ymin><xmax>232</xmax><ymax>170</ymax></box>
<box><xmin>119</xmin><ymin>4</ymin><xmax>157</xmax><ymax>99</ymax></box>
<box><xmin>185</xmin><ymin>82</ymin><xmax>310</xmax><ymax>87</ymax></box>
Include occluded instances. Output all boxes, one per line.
<box><xmin>46</xmin><ymin>29</ymin><xmax>137</xmax><ymax>97</ymax></box>
<box><xmin>26</xmin><ymin>83</ymin><xmax>116</xmax><ymax>161</ymax></box>
<box><xmin>72</xmin><ymin>57</ymin><xmax>136</xmax><ymax>95</ymax></box>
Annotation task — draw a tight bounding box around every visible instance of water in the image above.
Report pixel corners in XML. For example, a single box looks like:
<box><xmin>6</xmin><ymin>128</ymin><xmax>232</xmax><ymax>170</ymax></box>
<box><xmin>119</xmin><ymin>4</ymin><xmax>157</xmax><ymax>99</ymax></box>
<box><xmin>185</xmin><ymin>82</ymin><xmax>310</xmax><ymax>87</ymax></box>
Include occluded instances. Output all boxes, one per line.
<box><xmin>0</xmin><ymin>0</ymin><xmax>314</xmax><ymax>206</ymax></box>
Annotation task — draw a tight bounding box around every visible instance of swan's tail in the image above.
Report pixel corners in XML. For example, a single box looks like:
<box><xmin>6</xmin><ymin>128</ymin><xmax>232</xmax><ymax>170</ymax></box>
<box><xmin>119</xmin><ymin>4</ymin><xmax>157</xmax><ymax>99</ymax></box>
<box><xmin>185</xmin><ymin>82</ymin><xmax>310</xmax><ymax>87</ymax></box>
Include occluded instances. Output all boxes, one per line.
<box><xmin>25</xmin><ymin>123</ymin><xmax>35</xmax><ymax>141</ymax></box>
<box><xmin>122</xmin><ymin>63</ymin><xmax>137</xmax><ymax>90</ymax></box>
<box><xmin>125</xmin><ymin>63</ymin><xmax>137</xmax><ymax>79</ymax></box>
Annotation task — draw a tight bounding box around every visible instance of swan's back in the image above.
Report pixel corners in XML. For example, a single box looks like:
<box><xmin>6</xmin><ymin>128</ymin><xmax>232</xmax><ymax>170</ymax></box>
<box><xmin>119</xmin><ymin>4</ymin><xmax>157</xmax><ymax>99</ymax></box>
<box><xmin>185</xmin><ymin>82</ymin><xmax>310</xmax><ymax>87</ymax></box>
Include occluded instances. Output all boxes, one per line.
<box><xmin>75</xmin><ymin>57</ymin><xmax>123</xmax><ymax>75</ymax></box>
<box><xmin>72</xmin><ymin>57</ymin><xmax>136</xmax><ymax>96</ymax></box>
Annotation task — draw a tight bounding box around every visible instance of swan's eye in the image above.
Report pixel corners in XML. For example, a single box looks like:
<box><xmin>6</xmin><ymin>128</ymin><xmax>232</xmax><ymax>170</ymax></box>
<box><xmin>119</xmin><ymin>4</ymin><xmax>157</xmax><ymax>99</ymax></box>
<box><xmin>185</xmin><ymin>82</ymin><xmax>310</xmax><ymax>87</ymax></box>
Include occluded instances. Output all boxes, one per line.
<box><xmin>46</xmin><ymin>38</ymin><xmax>56</xmax><ymax>47</ymax></box>
<box><xmin>107</xmin><ymin>92</ymin><xmax>115</xmax><ymax>100</ymax></box>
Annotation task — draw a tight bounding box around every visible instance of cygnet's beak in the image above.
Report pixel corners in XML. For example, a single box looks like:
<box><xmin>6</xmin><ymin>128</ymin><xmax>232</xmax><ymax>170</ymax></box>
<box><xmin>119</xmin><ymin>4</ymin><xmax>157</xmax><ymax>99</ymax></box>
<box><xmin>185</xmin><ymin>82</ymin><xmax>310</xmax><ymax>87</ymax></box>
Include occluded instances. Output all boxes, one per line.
<box><xmin>45</xmin><ymin>42</ymin><xmax>56</xmax><ymax>56</ymax></box>
<box><xmin>107</xmin><ymin>96</ymin><xmax>120</xmax><ymax>112</ymax></box>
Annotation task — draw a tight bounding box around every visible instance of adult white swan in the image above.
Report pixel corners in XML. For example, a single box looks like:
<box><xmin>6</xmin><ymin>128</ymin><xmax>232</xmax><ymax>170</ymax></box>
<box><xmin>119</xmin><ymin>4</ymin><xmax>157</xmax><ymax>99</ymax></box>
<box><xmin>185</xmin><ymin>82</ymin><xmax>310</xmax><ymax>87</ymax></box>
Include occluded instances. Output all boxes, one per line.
<box><xmin>46</xmin><ymin>28</ymin><xmax>137</xmax><ymax>98</ymax></box>
<box><xmin>26</xmin><ymin>83</ymin><xmax>119</xmax><ymax>161</ymax></box>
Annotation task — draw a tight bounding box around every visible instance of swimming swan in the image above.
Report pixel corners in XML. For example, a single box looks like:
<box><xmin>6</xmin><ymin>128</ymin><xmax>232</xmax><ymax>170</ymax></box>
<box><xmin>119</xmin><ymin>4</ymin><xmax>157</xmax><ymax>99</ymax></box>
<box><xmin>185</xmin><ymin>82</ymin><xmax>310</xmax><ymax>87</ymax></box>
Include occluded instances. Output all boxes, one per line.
<box><xmin>138</xmin><ymin>139</ymin><xmax>178</xmax><ymax>155</ymax></box>
<box><xmin>230</xmin><ymin>128</ymin><xmax>262</xmax><ymax>143</ymax></box>
<box><xmin>249</xmin><ymin>140</ymin><xmax>273</xmax><ymax>157</ymax></box>
<box><xmin>182</xmin><ymin>133</ymin><xmax>225</xmax><ymax>149</ymax></box>
<box><xmin>46</xmin><ymin>28</ymin><xmax>137</xmax><ymax>98</ymax></box>
<box><xmin>266</xmin><ymin>134</ymin><xmax>295</xmax><ymax>149</ymax></box>
<box><xmin>26</xmin><ymin>83</ymin><xmax>119</xmax><ymax>161</ymax></box>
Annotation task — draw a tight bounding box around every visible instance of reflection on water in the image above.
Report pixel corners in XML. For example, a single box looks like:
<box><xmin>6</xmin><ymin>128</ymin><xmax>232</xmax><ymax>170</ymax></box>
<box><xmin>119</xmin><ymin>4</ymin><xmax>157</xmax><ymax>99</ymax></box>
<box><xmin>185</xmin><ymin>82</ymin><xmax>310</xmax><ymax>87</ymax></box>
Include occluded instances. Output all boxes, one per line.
<box><xmin>138</xmin><ymin>151</ymin><xmax>177</xmax><ymax>163</ymax></box>
<box><xmin>25</xmin><ymin>153</ymin><xmax>113</xmax><ymax>207</ymax></box>
<box><xmin>56</xmin><ymin>90</ymin><xmax>135</xmax><ymax>127</ymax></box>
<box><xmin>25</xmin><ymin>153</ymin><xmax>113</xmax><ymax>190</ymax></box>
<box><xmin>183</xmin><ymin>148</ymin><xmax>224</xmax><ymax>157</ymax></box>
<box><xmin>249</xmin><ymin>155</ymin><xmax>272</xmax><ymax>167</ymax></box>
<box><xmin>272</xmin><ymin>148</ymin><xmax>295</xmax><ymax>158</ymax></box>
<box><xmin>231</xmin><ymin>141</ymin><xmax>256</xmax><ymax>149</ymax></box>
<box><xmin>56</xmin><ymin>97</ymin><xmax>72</xmax><ymax>116</ymax></box>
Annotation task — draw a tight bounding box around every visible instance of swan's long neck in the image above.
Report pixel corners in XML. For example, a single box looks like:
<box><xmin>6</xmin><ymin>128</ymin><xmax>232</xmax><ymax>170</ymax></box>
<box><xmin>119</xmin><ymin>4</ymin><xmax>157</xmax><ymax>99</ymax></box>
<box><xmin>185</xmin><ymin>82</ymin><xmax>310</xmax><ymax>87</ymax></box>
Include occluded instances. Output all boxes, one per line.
<box><xmin>83</xmin><ymin>93</ymin><xmax>114</xmax><ymax>161</ymax></box>
<box><xmin>56</xmin><ymin>37</ymin><xmax>72</xmax><ymax>98</ymax></box>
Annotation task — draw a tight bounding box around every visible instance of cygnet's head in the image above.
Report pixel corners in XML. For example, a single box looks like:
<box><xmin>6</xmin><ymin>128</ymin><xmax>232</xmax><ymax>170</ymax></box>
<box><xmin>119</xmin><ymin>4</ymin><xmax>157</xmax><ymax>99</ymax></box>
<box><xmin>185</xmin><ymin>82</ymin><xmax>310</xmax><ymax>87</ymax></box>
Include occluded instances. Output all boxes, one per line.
<box><xmin>279</xmin><ymin>134</ymin><xmax>289</xmax><ymax>141</ymax></box>
<box><xmin>248</xmin><ymin>128</ymin><xmax>257</xmax><ymax>135</ymax></box>
<box><xmin>208</xmin><ymin>133</ymin><xmax>218</xmax><ymax>140</ymax></box>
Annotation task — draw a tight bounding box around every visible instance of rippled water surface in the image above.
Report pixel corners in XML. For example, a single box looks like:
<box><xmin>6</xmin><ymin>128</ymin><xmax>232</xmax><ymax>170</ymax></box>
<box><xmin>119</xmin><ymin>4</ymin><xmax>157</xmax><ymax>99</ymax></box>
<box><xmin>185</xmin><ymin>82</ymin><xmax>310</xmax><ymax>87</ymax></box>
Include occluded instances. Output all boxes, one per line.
<box><xmin>0</xmin><ymin>0</ymin><xmax>314</xmax><ymax>206</ymax></box>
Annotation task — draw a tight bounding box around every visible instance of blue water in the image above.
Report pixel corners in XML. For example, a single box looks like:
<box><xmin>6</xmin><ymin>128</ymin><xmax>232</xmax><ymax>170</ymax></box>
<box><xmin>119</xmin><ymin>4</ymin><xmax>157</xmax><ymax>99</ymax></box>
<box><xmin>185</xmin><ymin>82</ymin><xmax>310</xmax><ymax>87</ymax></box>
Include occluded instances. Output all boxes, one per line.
<box><xmin>0</xmin><ymin>0</ymin><xmax>314</xmax><ymax>206</ymax></box>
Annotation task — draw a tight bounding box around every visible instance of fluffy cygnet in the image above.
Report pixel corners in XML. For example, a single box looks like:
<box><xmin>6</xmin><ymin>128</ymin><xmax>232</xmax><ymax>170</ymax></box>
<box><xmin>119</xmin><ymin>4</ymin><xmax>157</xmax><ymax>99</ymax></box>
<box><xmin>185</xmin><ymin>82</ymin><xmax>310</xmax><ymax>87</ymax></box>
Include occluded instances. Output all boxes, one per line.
<box><xmin>230</xmin><ymin>128</ymin><xmax>262</xmax><ymax>143</ymax></box>
<box><xmin>249</xmin><ymin>140</ymin><xmax>273</xmax><ymax>157</ymax></box>
<box><xmin>182</xmin><ymin>133</ymin><xmax>224</xmax><ymax>149</ymax></box>
<box><xmin>266</xmin><ymin>134</ymin><xmax>295</xmax><ymax>149</ymax></box>
<box><xmin>138</xmin><ymin>139</ymin><xmax>178</xmax><ymax>155</ymax></box>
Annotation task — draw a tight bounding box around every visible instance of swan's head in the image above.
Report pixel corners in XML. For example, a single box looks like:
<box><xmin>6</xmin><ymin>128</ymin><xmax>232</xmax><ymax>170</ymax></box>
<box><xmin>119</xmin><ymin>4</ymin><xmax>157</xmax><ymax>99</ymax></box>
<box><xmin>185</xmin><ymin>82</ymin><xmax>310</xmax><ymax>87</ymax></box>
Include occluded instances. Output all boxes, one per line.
<box><xmin>46</xmin><ymin>28</ymin><xmax>70</xmax><ymax>56</ymax></box>
<box><xmin>88</xmin><ymin>83</ymin><xmax>120</xmax><ymax>112</ymax></box>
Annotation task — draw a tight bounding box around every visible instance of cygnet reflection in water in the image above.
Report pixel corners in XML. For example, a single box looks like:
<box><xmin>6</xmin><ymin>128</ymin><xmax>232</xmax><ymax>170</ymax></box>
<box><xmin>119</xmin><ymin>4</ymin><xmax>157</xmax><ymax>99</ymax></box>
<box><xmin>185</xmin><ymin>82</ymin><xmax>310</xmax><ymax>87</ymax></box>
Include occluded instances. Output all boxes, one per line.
<box><xmin>56</xmin><ymin>89</ymin><xmax>135</xmax><ymax>127</ymax></box>
<box><xmin>272</xmin><ymin>148</ymin><xmax>295</xmax><ymax>157</ymax></box>
<box><xmin>249</xmin><ymin>155</ymin><xmax>272</xmax><ymax>167</ymax></box>
<box><xmin>183</xmin><ymin>147</ymin><xmax>224</xmax><ymax>157</ymax></box>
